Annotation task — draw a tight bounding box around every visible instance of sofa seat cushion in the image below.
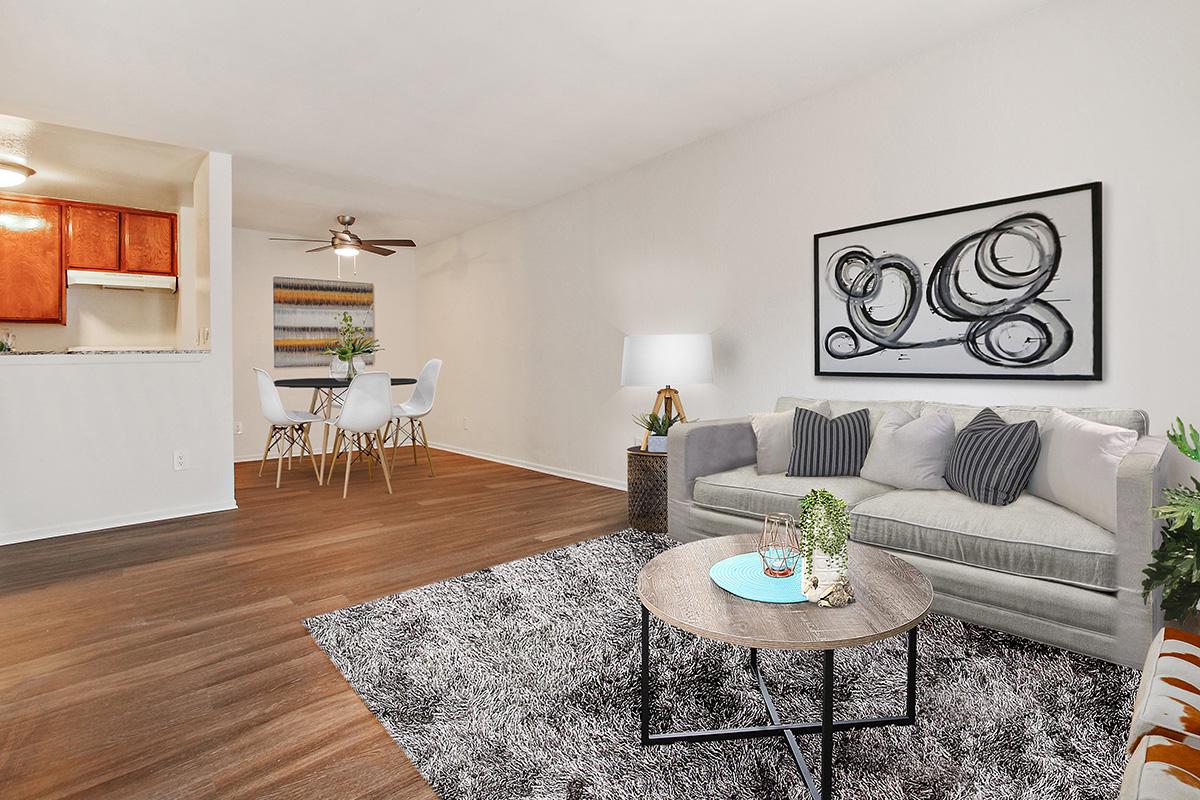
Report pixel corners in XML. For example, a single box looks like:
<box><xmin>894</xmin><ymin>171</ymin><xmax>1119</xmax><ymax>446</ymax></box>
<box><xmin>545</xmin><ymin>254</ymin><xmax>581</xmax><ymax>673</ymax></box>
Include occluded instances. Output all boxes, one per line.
<box><xmin>1129</xmin><ymin>627</ymin><xmax>1200</xmax><ymax>754</ymax></box>
<box><xmin>850</xmin><ymin>489</ymin><xmax>1117</xmax><ymax>591</ymax></box>
<box><xmin>1120</xmin><ymin>735</ymin><xmax>1200</xmax><ymax>800</ymax></box>
<box><xmin>693</xmin><ymin>466</ymin><xmax>891</xmax><ymax>519</ymax></box>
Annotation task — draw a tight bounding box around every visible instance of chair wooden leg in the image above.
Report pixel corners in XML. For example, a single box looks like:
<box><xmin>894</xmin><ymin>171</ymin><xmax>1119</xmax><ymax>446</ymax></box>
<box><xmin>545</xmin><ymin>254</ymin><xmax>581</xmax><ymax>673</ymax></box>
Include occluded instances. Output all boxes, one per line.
<box><xmin>389</xmin><ymin>419</ymin><xmax>400</xmax><ymax>471</ymax></box>
<box><xmin>303</xmin><ymin>425</ymin><xmax>321</xmax><ymax>485</ymax></box>
<box><xmin>326</xmin><ymin>430</ymin><xmax>343</xmax><ymax>485</ymax></box>
<box><xmin>275</xmin><ymin>433</ymin><xmax>286</xmax><ymax>489</ymax></box>
<box><xmin>342</xmin><ymin>434</ymin><xmax>354</xmax><ymax>499</ymax></box>
<box><xmin>258</xmin><ymin>426</ymin><xmax>275</xmax><ymax>477</ymax></box>
<box><xmin>411</xmin><ymin>419</ymin><xmax>420</xmax><ymax>465</ymax></box>
<box><xmin>375</xmin><ymin>429</ymin><xmax>393</xmax><ymax>494</ymax></box>
<box><xmin>418</xmin><ymin>420</ymin><xmax>435</xmax><ymax>477</ymax></box>
<box><xmin>365</xmin><ymin>431</ymin><xmax>374</xmax><ymax>480</ymax></box>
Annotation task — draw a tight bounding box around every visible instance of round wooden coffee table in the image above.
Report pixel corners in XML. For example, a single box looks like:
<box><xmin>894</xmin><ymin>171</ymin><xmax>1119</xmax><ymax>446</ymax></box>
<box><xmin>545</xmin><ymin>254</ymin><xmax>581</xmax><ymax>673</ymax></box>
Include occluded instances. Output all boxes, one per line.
<box><xmin>636</xmin><ymin>534</ymin><xmax>933</xmax><ymax>800</ymax></box>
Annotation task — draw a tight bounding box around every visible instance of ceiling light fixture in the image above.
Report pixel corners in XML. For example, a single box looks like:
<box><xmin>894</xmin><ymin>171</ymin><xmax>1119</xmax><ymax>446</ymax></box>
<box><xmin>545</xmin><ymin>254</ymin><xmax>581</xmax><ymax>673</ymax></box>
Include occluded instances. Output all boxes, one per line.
<box><xmin>333</xmin><ymin>243</ymin><xmax>359</xmax><ymax>258</ymax></box>
<box><xmin>0</xmin><ymin>160</ymin><xmax>34</xmax><ymax>188</ymax></box>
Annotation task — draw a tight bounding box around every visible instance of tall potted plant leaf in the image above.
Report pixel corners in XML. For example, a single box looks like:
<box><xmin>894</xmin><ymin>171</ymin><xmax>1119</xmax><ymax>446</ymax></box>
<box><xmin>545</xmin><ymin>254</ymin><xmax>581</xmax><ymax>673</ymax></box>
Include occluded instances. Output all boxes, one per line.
<box><xmin>1142</xmin><ymin>418</ymin><xmax>1200</xmax><ymax>626</ymax></box>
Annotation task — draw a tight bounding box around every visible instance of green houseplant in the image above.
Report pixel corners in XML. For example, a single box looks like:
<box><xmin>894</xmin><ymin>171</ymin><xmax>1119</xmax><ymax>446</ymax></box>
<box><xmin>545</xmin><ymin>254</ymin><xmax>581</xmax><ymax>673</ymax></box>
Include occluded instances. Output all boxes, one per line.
<box><xmin>797</xmin><ymin>489</ymin><xmax>851</xmax><ymax>580</ymax></box>
<box><xmin>1142</xmin><ymin>418</ymin><xmax>1200</xmax><ymax>622</ymax></box>
<box><xmin>633</xmin><ymin>412</ymin><xmax>680</xmax><ymax>453</ymax></box>
<box><xmin>325</xmin><ymin>311</ymin><xmax>382</xmax><ymax>380</ymax></box>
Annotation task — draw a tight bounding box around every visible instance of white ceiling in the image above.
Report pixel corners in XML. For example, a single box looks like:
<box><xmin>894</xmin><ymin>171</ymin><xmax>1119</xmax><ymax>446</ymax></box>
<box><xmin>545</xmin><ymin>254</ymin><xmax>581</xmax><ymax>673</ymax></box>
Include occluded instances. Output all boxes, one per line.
<box><xmin>0</xmin><ymin>1</ymin><xmax>1050</xmax><ymax>243</ymax></box>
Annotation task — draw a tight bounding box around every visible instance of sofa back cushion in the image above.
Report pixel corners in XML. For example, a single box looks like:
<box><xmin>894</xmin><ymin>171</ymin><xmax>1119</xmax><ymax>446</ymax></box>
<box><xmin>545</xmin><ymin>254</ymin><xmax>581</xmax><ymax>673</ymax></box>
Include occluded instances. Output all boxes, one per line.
<box><xmin>859</xmin><ymin>409</ymin><xmax>955</xmax><ymax>491</ymax></box>
<box><xmin>775</xmin><ymin>397</ymin><xmax>1148</xmax><ymax>438</ymax></box>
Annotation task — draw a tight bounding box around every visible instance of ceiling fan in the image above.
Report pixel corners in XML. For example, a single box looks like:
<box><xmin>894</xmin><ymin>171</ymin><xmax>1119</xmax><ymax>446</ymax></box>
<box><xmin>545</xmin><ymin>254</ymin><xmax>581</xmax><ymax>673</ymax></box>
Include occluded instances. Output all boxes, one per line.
<box><xmin>269</xmin><ymin>215</ymin><xmax>415</xmax><ymax>257</ymax></box>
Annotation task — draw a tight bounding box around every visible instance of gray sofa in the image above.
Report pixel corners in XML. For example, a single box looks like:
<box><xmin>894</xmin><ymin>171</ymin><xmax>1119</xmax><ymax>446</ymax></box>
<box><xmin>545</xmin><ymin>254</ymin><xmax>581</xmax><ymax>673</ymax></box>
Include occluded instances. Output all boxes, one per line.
<box><xmin>667</xmin><ymin>397</ymin><xmax>1168</xmax><ymax>667</ymax></box>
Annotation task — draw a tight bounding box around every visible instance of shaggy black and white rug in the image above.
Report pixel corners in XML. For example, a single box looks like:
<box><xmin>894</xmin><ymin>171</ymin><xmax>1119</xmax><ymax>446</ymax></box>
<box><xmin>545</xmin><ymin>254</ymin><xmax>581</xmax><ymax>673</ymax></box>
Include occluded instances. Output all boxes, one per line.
<box><xmin>304</xmin><ymin>530</ymin><xmax>1136</xmax><ymax>800</ymax></box>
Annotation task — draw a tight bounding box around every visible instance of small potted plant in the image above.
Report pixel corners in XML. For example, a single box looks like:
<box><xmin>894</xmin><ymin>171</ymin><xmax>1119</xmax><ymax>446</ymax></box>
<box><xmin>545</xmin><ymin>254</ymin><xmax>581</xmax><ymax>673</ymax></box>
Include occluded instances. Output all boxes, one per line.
<box><xmin>1143</xmin><ymin>418</ymin><xmax>1200</xmax><ymax>629</ymax></box>
<box><xmin>325</xmin><ymin>311</ymin><xmax>382</xmax><ymax>381</ymax></box>
<box><xmin>633</xmin><ymin>412</ymin><xmax>680</xmax><ymax>453</ymax></box>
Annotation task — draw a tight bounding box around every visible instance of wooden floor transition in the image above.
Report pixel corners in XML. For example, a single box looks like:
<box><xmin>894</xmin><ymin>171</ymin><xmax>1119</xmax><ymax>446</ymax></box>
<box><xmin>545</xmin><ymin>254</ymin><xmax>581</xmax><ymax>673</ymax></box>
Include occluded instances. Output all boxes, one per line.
<box><xmin>0</xmin><ymin>449</ymin><xmax>627</xmax><ymax>799</ymax></box>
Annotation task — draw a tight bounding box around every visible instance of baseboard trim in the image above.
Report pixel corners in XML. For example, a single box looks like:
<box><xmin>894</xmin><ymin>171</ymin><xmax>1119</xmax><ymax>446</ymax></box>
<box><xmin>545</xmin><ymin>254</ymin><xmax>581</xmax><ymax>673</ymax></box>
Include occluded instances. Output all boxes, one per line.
<box><xmin>1</xmin><ymin>500</ymin><xmax>239</xmax><ymax>548</ymax></box>
<box><xmin>428</xmin><ymin>441</ymin><xmax>628</xmax><ymax>492</ymax></box>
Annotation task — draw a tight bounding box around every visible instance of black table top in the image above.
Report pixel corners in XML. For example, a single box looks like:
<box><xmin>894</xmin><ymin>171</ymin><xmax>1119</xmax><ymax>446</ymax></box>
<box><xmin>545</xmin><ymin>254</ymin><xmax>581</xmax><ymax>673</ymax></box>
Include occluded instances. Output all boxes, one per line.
<box><xmin>274</xmin><ymin>376</ymin><xmax>416</xmax><ymax>388</ymax></box>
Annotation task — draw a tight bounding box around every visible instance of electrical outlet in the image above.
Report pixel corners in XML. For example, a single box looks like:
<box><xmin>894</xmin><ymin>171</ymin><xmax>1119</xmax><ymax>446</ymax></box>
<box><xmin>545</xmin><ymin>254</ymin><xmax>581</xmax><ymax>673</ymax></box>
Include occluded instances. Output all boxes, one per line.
<box><xmin>173</xmin><ymin>449</ymin><xmax>189</xmax><ymax>471</ymax></box>
<box><xmin>462</xmin><ymin>416</ymin><xmax>469</xmax><ymax>430</ymax></box>
<box><xmin>233</xmin><ymin>421</ymin><xmax>243</xmax><ymax>435</ymax></box>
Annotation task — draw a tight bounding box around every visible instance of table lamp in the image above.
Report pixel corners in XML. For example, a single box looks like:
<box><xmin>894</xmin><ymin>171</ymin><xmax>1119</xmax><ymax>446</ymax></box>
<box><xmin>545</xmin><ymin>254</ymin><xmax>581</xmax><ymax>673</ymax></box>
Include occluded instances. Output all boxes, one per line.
<box><xmin>621</xmin><ymin>334</ymin><xmax>714</xmax><ymax>450</ymax></box>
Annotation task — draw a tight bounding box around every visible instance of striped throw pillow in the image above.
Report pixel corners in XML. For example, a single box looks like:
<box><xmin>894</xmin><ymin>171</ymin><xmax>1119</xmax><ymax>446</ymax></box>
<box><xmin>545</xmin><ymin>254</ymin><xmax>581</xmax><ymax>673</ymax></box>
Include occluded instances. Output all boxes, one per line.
<box><xmin>945</xmin><ymin>408</ymin><xmax>1041</xmax><ymax>506</ymax></box>
<box><xmin>786</xmin><ymin>407</ymin><xmax>870</xmax><ymax>477</ymax></box>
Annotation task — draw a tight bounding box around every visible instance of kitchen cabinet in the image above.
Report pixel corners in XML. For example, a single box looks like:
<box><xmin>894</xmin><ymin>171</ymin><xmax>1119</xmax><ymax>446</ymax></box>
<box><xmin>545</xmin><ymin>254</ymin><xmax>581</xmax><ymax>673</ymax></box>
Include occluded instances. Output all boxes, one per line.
<box><xmin>121</xmin><ymin>211</ymin><xmax>175</xmax><ymax>274</ymax></box>
<box><xmin>0</xmin><ymin>197</ymin><xmax>64</xmax><ymax>323</ymax></box>
<box><xmin>64</xmin><ymin>205</ymin><xmax>121</xmax><ymax>270</ymax></box>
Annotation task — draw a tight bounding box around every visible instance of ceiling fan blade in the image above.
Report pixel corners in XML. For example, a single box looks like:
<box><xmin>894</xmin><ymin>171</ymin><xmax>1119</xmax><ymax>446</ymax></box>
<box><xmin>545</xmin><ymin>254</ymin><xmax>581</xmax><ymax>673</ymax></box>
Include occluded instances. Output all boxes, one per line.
<box><xmin>359</xmin><ymin>243</ymin><xmax>395</xmax><ymax>256</ymax></box>
<box><xmin>305</xmin><ymin>245</ymin><xmax>334</xmax><ymax>253</ymax></box>
<box><xmin>361</xmin><ymin>239</ymin><xmax>416</xmax><ymax>247</ymax></box>
<box><xmin>268</xmin><ymin>237</ymin><xmax>328</xmax><ymax>242</ymax></box>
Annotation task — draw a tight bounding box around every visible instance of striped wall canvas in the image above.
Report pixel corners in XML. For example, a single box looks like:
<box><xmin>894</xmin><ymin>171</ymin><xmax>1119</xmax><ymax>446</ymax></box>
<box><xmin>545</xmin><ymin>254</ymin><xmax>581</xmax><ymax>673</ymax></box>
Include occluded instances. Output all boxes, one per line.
<box><xmin>273</xmin><ymin>277</ymin><xmax>375</xmax><ymax>367</ymax></box>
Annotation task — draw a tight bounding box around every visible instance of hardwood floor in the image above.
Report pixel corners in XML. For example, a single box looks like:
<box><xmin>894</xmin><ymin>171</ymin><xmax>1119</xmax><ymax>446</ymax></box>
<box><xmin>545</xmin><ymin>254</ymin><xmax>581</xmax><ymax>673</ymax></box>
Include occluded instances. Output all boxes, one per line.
<box><xmin>0</xmin><ymin>450</ymin><xmax>627</xmax><ymax>799</ymax></box>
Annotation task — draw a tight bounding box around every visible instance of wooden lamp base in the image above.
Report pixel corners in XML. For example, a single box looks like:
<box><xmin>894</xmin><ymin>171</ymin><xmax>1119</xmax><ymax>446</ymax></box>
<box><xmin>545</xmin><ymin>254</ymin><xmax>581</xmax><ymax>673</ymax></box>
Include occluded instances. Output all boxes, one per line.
<box><xmin>641</xmin><ymin>385</ymin><xmax>688</xmax><ymax>451</ymax></box>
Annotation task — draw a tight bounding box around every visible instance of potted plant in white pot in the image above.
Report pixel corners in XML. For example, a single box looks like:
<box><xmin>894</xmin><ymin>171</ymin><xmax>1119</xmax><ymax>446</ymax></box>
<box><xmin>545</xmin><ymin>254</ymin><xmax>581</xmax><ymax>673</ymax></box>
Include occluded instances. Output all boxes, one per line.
<box><xmin>325</xmin><ymin>311</ymin><xmax>382</xmax><ymax>381</ymax></box>
<box><xmin>633</xmin><ymin>412</ymin><xmax>680</xmax><ymax>453</ymax></box>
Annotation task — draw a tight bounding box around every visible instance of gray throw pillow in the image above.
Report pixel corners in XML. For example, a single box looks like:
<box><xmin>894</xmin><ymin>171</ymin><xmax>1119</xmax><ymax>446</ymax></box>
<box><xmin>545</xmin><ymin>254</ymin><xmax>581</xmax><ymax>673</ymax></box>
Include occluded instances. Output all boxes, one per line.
<box><xmin>859</xmin><ymin>409</ymin><xmax>955</xmax><ymax>490</ymax></box>
<box><xmin>752</xmin><ymin>400</ymin><xmax>830</xmax><ymax>474</ymax></box>
<box><xmin>945</xmin><ymin>408</ymin><xmax>1041</xmax><ymax>506</ymax></box>
<box><xmin>786</xmin><ymin>407</ymin><xmax>870</xmax><ymax>477</ymax></box>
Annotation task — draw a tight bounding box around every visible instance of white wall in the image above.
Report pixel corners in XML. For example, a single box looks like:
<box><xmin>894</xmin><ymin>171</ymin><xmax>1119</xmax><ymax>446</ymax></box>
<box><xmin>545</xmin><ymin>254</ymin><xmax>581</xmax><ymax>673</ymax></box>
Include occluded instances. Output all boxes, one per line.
<box><xmin>231</xmin><ymin>228</ymin><xmax>418</xmax><ymax>462</ymax></box>
<box><xmin>416</xmin><ymin>0</ymin><xmax>1200</xmax><ymax>488</ymax></box>
<box><xmin>0</xmin><ymin>154</ymin><xmax>235</xmax><ymax>544</ymax></box>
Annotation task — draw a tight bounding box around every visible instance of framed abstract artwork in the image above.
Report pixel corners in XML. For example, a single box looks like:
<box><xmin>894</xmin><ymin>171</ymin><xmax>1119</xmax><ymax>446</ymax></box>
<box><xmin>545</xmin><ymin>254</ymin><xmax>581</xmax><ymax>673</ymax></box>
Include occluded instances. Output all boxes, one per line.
<box><xmin>813</xmin><ymin>182</ymin><xmax>1101</xmax><ymax>380</ymax></box>
<box><xmin>273</xmin><ymin>276</ymin><xmax>375</xmax><ymax>367</ymax></box>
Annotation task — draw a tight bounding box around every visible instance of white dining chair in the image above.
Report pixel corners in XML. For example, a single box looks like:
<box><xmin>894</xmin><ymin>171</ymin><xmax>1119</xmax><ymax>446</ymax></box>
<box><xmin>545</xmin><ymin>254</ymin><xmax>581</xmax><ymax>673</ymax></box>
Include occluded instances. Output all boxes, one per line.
<box><xmin>386</xmin><ymin>358</ymin><xmax>442</xmax><ymax>476</ymax></box>
<box><xmin>323</xmin><ymin>371</ymin><xmax>394</xmax><ymax>498</ymax></box>
<box><xmin>253</xmin><ymin>368</ymin><xmax>324</xmax><ymax>487</ymax></box>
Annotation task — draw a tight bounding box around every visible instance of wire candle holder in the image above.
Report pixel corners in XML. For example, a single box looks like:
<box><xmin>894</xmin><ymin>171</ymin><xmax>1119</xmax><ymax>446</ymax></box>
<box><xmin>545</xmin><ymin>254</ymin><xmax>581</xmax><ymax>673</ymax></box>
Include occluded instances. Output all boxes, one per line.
<box><xmin>757</xmin><ymin>512</ymin><xmax>802</xmax><ymax>578</ymax></box>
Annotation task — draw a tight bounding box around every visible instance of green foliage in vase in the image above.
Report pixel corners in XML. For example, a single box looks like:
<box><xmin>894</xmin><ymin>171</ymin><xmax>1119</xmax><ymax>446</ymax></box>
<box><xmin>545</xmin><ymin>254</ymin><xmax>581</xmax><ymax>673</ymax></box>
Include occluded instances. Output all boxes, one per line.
<box><xmin>1168</xmin><ymin>417</ymin><xmax>1200</xmax><ymax>462</ymax></box>
<box><xmin>324</xmin><ymin>311</ymin><xmax>383</xmax><ymax>362</ymax></box>
<box><xmin>797</xmin><ymin>489</ymin><xmax>850</xmax><ymax>577</ymax></box>
<box><xmin>1143</xmin><ymin>417</ymin><xmax>1200</xmax><ymax>621</ymax></box>
<box><xmin>632</xmin><ymin>412</ymin><xmax>680</xmax><ymax>436</ymax></box>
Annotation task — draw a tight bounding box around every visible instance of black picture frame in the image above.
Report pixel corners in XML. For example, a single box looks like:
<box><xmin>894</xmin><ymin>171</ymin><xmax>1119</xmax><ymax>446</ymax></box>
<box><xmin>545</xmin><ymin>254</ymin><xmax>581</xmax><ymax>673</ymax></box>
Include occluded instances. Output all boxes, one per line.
<box><xmin>812</xmin><ymin>182</ymin><xmax>1102</xmax><ymax>381</ymax></box>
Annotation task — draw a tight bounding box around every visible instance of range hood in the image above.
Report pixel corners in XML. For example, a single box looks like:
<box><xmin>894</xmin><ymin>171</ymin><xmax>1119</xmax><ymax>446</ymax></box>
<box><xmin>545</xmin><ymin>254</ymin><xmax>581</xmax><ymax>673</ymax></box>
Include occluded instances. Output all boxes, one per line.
<box><xmin>67</xmin><ymin>269</ymin><xmax>176</xmax><ymax>292</ymax></box>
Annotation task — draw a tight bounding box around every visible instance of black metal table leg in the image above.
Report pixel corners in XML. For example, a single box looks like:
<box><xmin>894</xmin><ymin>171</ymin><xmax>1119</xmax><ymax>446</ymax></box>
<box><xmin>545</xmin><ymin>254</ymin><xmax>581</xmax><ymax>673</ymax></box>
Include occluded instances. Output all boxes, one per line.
<box><xmin>639</xmin><ymin>605</ymin><xmax>919</xmax><ymax>800</ymax></box>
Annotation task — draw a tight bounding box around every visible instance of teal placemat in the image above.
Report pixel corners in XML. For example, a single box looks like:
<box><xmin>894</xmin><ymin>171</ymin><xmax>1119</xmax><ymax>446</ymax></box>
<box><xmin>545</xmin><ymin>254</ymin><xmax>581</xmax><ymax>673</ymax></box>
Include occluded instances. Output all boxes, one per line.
<box><xmin>709</xmin><ymin>552</ymin><xmax>808</xmax><ymax>604</ymax></box>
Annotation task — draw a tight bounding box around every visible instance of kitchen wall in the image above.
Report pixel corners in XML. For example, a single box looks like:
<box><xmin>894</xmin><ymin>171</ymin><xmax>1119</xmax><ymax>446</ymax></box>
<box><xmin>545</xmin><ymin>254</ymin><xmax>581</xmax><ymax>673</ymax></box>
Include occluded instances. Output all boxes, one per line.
<box><xmin>8</xmin><ymin>286</ymin><xmax>179</xmax><ymax>351</ymax></box>
<box><xmin>415</xmin><ymin>0</ymin><xmax>1200</xmax><ymax>488</ymax></box>
<box><xmin>230</xmin><ymin>227</ymin><xmax>419</xmax><ymax>461</ymax></box>
<box><xmin>0</xmin><ymin>153</ymin><xmax>235</xmax><ymax>545</ymax></box>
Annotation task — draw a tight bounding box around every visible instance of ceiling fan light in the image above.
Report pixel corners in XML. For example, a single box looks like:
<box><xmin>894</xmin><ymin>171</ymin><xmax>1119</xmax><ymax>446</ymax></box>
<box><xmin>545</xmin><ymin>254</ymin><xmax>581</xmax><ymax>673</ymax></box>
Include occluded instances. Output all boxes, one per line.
<box><xmin>334</xmin><ymin>244</ymin><xmax>359</xmax><ymax>257</ymax></box>
<box><xmin>0</xmin><ymin>161</ymin><xmax>34</xmax><ymax>188</ymax></box>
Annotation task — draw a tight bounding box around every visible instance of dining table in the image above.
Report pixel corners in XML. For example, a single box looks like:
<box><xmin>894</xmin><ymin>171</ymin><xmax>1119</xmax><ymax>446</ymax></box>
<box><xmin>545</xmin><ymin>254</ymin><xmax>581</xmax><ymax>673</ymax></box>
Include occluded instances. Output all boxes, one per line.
<box><xmin>275</xmin><ymin>376</ymin><xmax>417</xmax><ymax>470</ymax></box>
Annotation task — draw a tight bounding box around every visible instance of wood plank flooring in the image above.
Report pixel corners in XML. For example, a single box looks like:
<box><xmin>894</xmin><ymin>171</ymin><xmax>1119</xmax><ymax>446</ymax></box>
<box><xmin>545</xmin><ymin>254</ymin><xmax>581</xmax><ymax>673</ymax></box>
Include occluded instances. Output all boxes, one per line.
<box><xmin>0</xmin><ymin>449</ymin><xmax>627</xmax><ymax>799</ymax></box>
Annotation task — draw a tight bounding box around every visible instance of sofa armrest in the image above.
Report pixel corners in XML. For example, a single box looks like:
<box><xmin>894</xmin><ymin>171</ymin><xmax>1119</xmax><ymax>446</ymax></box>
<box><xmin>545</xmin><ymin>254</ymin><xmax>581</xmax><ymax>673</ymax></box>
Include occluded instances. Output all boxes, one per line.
<box><xmin>667</xmin><ymin>417</ymin><xmax>757</xmax><ymax>506</ymax></box>
<box><xmin>1116</xmin><ymin>435</ymin><xmax>1168</xmax><ymax>599</ymax></box>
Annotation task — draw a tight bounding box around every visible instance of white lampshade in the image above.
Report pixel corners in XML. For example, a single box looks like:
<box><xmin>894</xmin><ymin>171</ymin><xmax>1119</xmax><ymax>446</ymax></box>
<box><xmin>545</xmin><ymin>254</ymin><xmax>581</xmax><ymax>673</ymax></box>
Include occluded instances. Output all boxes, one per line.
<box><xmin>620</xmin><ymin>334</ymin><xmax>713</xmax><ymax>387</ymax></box>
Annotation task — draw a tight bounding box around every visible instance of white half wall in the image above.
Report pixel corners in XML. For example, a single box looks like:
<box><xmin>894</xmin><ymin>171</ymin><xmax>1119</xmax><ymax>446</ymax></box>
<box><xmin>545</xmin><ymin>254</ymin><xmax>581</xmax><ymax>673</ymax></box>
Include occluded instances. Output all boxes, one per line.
<box><xmin>231</xmin><ymin>228</ymin><xmax>418</xmax><ymax>462</ymax></box>
<box><xmin>415</xmin><ymin>0</ymin><xmax>1200</xmax><ymax>487</ymax></box>
<box><xmin>0</xmin><ymin>153</ymin><xmax>236</xmax><ymax>544</ymax></box>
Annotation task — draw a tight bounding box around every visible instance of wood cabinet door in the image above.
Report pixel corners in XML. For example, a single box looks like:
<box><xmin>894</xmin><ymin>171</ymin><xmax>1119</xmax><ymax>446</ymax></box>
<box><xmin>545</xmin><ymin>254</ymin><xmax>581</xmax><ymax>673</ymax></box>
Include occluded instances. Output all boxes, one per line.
<box><xmin>121</xmin><ymin>212</ymin><xmax>175</xmax><ymax>274</ymax></box>
<box><xmin>64</xmin><ymin>205</ymin><xmax>120</xmax><ymax>270</ymax></box>
<box><xmin>0</xmin><ymin>198</ymin><xmax>64</xmax><ymax>323</ymax></box>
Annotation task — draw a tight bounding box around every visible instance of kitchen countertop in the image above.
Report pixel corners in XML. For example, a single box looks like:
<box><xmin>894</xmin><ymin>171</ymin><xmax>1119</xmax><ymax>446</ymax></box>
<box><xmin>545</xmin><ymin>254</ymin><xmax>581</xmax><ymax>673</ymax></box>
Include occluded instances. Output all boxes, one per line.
<box><xmin>0</xmin><ymin>349</ymin><xmax>211</xmax><ymax>365</ymax></box>
<box><xmin>1</xmin><ymin>349</ymin><xmax>209</xmax><ymax>355</ymax></box>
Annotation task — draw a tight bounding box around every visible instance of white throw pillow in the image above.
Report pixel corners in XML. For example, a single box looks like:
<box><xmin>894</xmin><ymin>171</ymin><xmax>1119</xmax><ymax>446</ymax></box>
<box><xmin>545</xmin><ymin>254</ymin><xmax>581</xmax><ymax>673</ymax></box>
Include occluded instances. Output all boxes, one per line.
<box><xmin>752</xmin><ymin>400</ymin><xmax>830</xmax><ymax>474</ymax></box>
<box><xmin>1027</xmin><ymin>408</ymin><xmax>1138</xmax><ymax>532</ymax></box>
<box><xmin>859</xmin><ymin>409</ymin><xmax>955</xmax><ymax>490</ymax></box>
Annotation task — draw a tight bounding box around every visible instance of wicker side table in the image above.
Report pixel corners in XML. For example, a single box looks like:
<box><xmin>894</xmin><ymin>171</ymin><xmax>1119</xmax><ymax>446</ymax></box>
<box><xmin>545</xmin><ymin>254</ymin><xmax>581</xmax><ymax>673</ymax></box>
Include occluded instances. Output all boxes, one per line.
<box><xmin>627</xmin><ymin>446</ymin><xmax>668</xmax><ymax>533</ymax></box>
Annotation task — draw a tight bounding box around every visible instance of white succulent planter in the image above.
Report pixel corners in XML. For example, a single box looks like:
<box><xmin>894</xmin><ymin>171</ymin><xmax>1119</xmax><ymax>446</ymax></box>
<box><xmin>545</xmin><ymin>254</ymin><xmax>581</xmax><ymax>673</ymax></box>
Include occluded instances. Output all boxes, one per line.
<box><xmin>645</xmin><ymin>435</ymin><xmax>668</xmax><ymax>453</ymax></box>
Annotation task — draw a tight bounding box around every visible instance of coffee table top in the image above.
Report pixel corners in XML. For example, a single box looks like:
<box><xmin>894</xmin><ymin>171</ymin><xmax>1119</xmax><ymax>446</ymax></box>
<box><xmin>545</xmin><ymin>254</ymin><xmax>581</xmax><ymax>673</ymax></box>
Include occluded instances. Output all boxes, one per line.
<box><xmin>637</xmin><ymin>535</ymin><xmax>933</xmax><ymax>651</ymax></box>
